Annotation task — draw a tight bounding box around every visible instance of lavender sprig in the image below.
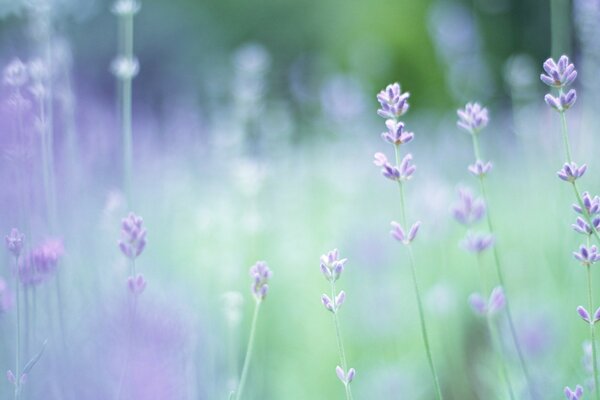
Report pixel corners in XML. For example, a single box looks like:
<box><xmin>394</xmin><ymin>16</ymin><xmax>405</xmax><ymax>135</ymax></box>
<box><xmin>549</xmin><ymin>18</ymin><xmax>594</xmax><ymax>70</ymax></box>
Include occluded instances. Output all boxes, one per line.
<box><xmin>234</xmin><ymin>261</ymin><xmax>272</xmax><ymax>400</ymax></box>
<box><xmin>374</xmin><ymin>82</ymin><xmax>443</xmax><ymax>400</ymax></box>
<box><xmin>541</xmin><ymin>55</ymin><xmax>600</xmax><ymax>400</ymax></box>
<box><xmin>564</xmin><ymin>385</ymin><xmax>584</xmax><ymax>400</ymax></box>
<box><xmin>457</xmin><ymin>102</ymin><xmax>535</xmax><ymax>398</ymax></box>
<box><xmin>320</xmin><ymin>249</ymin><xmax>355</xmax><ymax>399</ymax></box>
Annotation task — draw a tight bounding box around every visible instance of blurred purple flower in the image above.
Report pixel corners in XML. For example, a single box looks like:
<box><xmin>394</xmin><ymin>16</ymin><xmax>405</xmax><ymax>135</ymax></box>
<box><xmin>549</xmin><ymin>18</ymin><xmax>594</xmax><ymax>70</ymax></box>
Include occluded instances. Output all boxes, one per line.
<box><xmin>461</xmin><ymin>232</ymin><xmax>494</xmax><ymax>253</ymax></box>
<box><xmin>540</xmin><ymin>55</ymin><xmax>577</xmax><ymax>88</ymax></box>
<box><xmin>127</xmin><ymin>274</ymin><xmax>147</xmax><ymax>296</ymax></box>
<box><xmin>573</xmin><ymin>192</ymin><xmax>600</xmax><ymax>216</ymax></box>
<box><xmin>119</xmin><ymin>212</ymin><xmax>147</xmax><ymax>259</ymax></box>
<box><xmin>468</xmin><ymin>160</ymin><xmax>493</xmax><ymax>177</ymax></box>
<box><xmin>558</xmin><ymin>162</ymin><xmax>587</xmax><ymax>182</ymax></box>
<box><xmin>452</xmin><ymin>187</ymin><xmax>486</xmax><ymax>226</ymax></box>
<box><xmin>18</xmin><ymin>238</ymin><xmax>64</xmax><ymax>286</ymax></box>
<box><xmin>564</xmin><ymin>385</ymin><xmax>584</xmax><ymax>400</ymax></box>
<box><xmin>390</xmin><ymin>221</ymin><xmax>421</xmax><ymax>244</ymax></box>
<box><xmin>336</xmin><ymin>366</ymin><xmax>356</xmax><ymax>384</ymax></box>
<box><xmin>321</xmin><ymin>290</ymin><xmax>346</xmax><ymax>313</ymax></box>
<box><xmin>5</xmin><ymin>228</ymin><xmax>25</xmax><ymax>258</ymax></box>
<box><xmin>398</xmin><ymin>153</ymin><xmax>416</xmax><ymax>180</ymax></box>
<box><xmin>0</xmin><ymin>278</ymin><xmax>13</xmax><ymax>313</ymax></box>
<box><xmin>457</xmin><ymin>102</ymin><xmax>489</xmax><ymax>134</ymax></box>
<box><xmin>3</xmin><ymin>58</ymin><xmax>28</xmax><ymax>87</ymax></box>
<box><xmin>250</xmin><ymin>261</ymin><xmax>271</xmax><ymax>301</ymax></box>
<box><xmin>381</xmin><ymin>119</ymin><xmax>414</xmax><ymax>146</ymax></box>
<box><xmin>373</xmin><ymin>152</ymin><xmax>401</xmax><ymax>181</ymax></box>
<box><xmin>320</xmin><ymin>249</ymin><xmax>347</xmax><ymax>282</ymax></box>
<box><xmin>572</xmin><ymin>216</ymin><xmax>600</xmax><ymax>236</ymax></box>
<box><xmin>573</xmin><ymin>245</ymin><xmax>600</xmax><ymax>265</ymax></box>
<box><xmin>376</xmin><ymin>83</ymin><xmax>409</xmax><ymax>119</ymax></box>
<box><xmin>468</xmin><ymin>286</ymin><xmax>505</xmax><ymax>316</ymax></box>
<box><xmin>545</xmin><ymin>90</ymin><xmax>577</xmax><ymax>112</ymax></box>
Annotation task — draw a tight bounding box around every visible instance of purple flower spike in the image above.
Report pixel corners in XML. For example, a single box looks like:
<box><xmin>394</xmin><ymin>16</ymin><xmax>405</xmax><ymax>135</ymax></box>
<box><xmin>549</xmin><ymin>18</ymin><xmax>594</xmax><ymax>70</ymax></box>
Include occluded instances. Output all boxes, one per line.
<box><xmin>320</xmin><ymin>249</ymin><xmax>347</xmax><ymax>282</ymax></box>
<box><xmin>457</xmin><ymin>102</ymin><xmax>489</xmax><ymax>134</ymax></box>
<box><xmin>250</xmin><ymin>261</ymin><xmax>272</xmax><ymax>301</ymax></box>
<box><xmin>558</xmin><ymin>162</ymin><xmax>587</xmax><ymax>182</ymax></box>
<box><xmin>118</xmin><ymin>212</ymin><xmax>147</xmax><ymax>259</ymax></box>
<box><xmin>127</xmin><ymin>273</ymin><xmax>147</xmax><ymax>296</ymax></box>
<box><xmin>390</xmin><ymin>221</ymin><xmax>420</xmax><ymax>245</ymax></box>
<box><xmin>487</xmin><ymin>286</ymin><xmax>506</xmax><ymax>315</ymax></box>
<box><xmin>573</xmin><ymin>192</ymin><xmax>600</xmax><ymax>216</ymax></box>
<box><xmin>461</xmin><ymin>232</ymin><xmax>494</xmax><ymax>253</ymax></box>
<box><xmin>376</xmin><ymin>83</ymin><xmax>410</xmax><ymax>119</ymax></box>
<box><xmin>577</xmin><ymin>306</ymin><xmax>591</xmax><ymax>323</ymax></box>
<box><xmin>398</xmin><ymin>153</ymin><xmax>416</xmax><ymax>180</ymax></box>
<box><xmin>468</xmin><ymin>160</ymin><xmax>493</xmax><ymax>177</ymax></box>
<box><xmin>321</xmin><ymin>294</ymin><xmax>334</xmax><ymax>312</ymax></box>
<box><xmin>5</xmin><ymin>228</ymin><xmax>25</xmax><ymax>258</ymax></box>
<box><xmin>452</xmin><ymin>187</ymin><xmax>486</xmax><ymax>226</ymax></box>
<box><xmin>335</xmin><ymin>290</ymin><xmax>346</xmax><ymax>310</ymax></box>
<box><xmin>373</xmin><ymin>152</ymin><xmax>401</xmax><ymax>181</ymax></box>
<box><xmin>564</xmin><ymin>385</ymin><xmax>584</xmax><ymax>400</ymax></box>
<box><xmin>545</xmin><ymin>89</ymin><xmax>577</xmax><ymax>112</ymax></box>
<box><xmin>572</xmin><ymin>217</ymin><xmax>597</xmax><ymax>236</ymax></box>
<box><xmin>468</xmin><ymin>293</ymin><xmax>487</xmax><ymax>316</ymax></box>
<box><xmin>541</xmin><ymin>55</ymin><xmax>577</xmax><ymax>88</ymax></box>
<box><xmin>573</xmin><ymin>245</ymin><xmax>600</xmax><ymax>266</ymax></box>
<box><xmin>335</xmin><ymin>366</ymin><xmax>356</xmax><ymax>385</ymax></box>
<box><xmin>381</xmin><ymin>119</ymin><xmax>414</xmax><ymax>145</ymax></box>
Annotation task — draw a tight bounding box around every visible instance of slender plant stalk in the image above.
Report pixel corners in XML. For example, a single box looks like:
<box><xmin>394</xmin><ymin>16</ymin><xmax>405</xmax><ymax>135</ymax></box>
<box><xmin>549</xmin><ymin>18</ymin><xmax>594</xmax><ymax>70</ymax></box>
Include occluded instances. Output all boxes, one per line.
<box><xmin>14</xmin><ymin>256</ymin><xmax>21</xmax><ymax>400</ymax></box>
<box><xmin>393</xmin><ymin>145</ymin><xmax>444</xmax><ymax>400</ymax></box>
<box><xmin>115</xmin><ymin>258</ymin><xmax>138</xmax><ymax>400</ymax></box>
<box><xmin>331</xmin><ymin>280</ymin><xmax>353</xmax><ymax>400</ymax></box>
<box><xmin>557</xmin><ymin>105</ymin><xmax>600</xmax><ymax>400</ymax></box>
<box><xmin>470</xmin><ymin>133</ymin><xmax>536</xmax><ymax>399</ymax></box>
<box><xmin>234</xmin><ymin>300</ymin><xmax>261</xmax><ymax>400</ymax></box>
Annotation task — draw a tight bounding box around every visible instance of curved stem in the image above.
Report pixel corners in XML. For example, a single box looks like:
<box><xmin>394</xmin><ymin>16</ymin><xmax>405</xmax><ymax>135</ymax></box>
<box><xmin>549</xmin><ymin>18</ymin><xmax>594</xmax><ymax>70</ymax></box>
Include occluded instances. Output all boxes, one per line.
<box><xmin>235</xmin><ymin>300</ymin><xmax>261</xmax><ymax>400</ymax></box>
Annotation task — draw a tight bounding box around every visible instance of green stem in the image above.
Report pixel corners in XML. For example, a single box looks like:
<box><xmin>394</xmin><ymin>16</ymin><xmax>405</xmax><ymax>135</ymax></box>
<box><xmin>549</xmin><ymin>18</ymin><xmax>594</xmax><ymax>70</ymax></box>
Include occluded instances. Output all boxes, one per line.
<box><xmin>331</xmin><ymin>281</ymin><xmax>353</xmax><ymax>400</ymax></box>
<box><xmin>470</xmin><ymin>134</ymin><xmax>536</xmax><ymax>399</ymax></box>
<box><xmin>14</xmin><ymin>256</ymin><xmax>21</xmax><ymax>400</ymax></box>
<box><xmin>393</xmin><ymin>141</ymin><xmax>443</xmax><ymax>400</ymax></box>
<box><xmin>119</xmin><ymin>11</ymin><xmax>135</xmax><ymax>208</ymax></box>
<box><xmin>587</xmin><ymin>240</ymin><xmax>600</xmax><ymax>400</ymax></box>
<box><xmin>235</xmin><ymin>300</ymin><xmax>261</xmax><ymax>400</ymax></box>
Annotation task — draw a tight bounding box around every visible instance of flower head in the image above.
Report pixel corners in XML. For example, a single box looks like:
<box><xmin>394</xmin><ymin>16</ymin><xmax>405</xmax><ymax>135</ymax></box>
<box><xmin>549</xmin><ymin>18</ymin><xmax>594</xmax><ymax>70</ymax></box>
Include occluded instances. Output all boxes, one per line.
<box><xmin>468</xmin><ymin>286</ymin><xmax>505</xmax><ymax>316</ymax></box>
<box><xmin>457</xmin><ymin>102</ymin><xmax>489</xmax><ymax>134</ymax></box>
<box><xmin>373</xmin><ymin>152</ymin><xmax>401</xmax><ymax>181</ymax></box>
<box><xmin>573</xmin><ymin>245</ymin><xmax>600</xmax><ymax>266</ymax></box>
<box><xmin>320</xmin><ymin>249</ymin><xmax>347</xmax><ymax>282</ymax></box>
<box><xmin>398</xmin><ymin>153</ymin><xmax>416</xmax><ymax>180</ymax></box>
<box><xmin>573</xmin><ymin>192</ymin><xmax>600</xmax><ymax>216</ymax></box>
<box><xmin>461</xmin><ymin>232</ymin><xmax>494</xmax><ymax>253</ymax></box>
<box><xmin>376</xmin><ymin>83</ymin><xmax>410</xmax><ymax>119</ymax></box>
<box><xmin>468</xmin><ymin>160</ymin><xmax>493</xmax><ymax>177</ymax></box>
<box><xmin>545</xmin><ymin>90</ymin><xmax>577</xmax><ymax>112</ymax></box>
<box><xmin>381</xmin><ymin>119</ymin><xmax>414</xmax><ymax>145</ymax></box>
<box><xmin>390</xmin><ymin>221</ymin><xmax>421</xmax><ymax>244</ymax></box>
<box><xmin>452</xmin><ymin>187</ymin><xmax>486</xmax><ymax>226</ymax></box>
<box><xmin>558</xmin><ymin>162</ymin><xmax>587</xmax><ymax>182</ymax></box>
<box><xmin>119</xmin><ymin>212</ymin><xmax>147</xmax><ymax>259</ymax></box>
<box><xmin>18</xmin><ymin>238</ymin><xmax>64</xmax><ymax>286</ymax></box>
<box><xmin>250</xmin><ymin>261</ymin><xmax>271</xmax><ymax>301</ymax></box>
<box><xmin>5</xmin><ymin>228</ymin><xmax>25</xmax><ymax>258</ymax></box>
<box><xmin>321</xmin><ymin>290</ymin><xmax>346</xmax><ymax>313</ymax></box>
<box><xmin>564</xmin><ymin>385</ymin><xmax>584</xmax><ymax>400</ymax></box>
<box><xmin>335</xmin><ymin>366</ymin><xmax>356</xmax><ymax>385</ymax></box>
<box><xmin>128</xmin><ymin>273</ymin><xmax>147</xmax><ymax>296</ymax></box>
<box><xmin>541</xmin><ymin>55</ymin><xmax>577</xmax><ymax>88</ymax></box>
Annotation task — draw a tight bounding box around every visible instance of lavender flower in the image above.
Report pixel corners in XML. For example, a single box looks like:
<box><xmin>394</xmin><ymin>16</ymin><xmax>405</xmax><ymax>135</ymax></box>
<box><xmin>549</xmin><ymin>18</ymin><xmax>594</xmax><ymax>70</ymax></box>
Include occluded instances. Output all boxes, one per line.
<box><xmin>468</xmin><ymin>160</ymin><xmax>493</xmax><ymax>177</ymax></box>
<box><xmin>457</xmin><ymin>102</ymin><xmax>489</xmax><ymax>134</ymax></box>
<box><xmin>558</xmin><ymin>162</ymin><xmax>587</xmax><ymax>182</ymax></box>
<box><xmin>545</xmin><ymin>90</ymin><xmax>577</xmax><ymax>112</ymax></box>
<box><xmin>321</xmin><ymin>291</ymin><xmax>346</xmax><ymax>313</ymax></box>
<box><xmin>381</xmin><ymin>119</ymin><xmax>414</xmax><ymax>145</ymax></box>
<box><xmin>335</xmin><ymin>366</ymin><xmax>356</xmax><ymax>385</ymax></box>
<box><xmin>119</xmin><ymin>212</ymin><xmax>147</xmax><ymax>259</ymax></box>
<box><xmin>540</xmin><ymin>55</ymin><xmax>577</xmax><ymax>88</ymax></box>
<box><xmin>572</xmin><ymin>216</ymin><xmax>600</xmax><ymax>236</ymax></box>
<box><xmin>373</xmin><ymin>153</ymin><xmax>401</xmax><ymax>181</ymax></box>
<box><xmin>390</xmin><ymin>221</ymin><xmax>421</xmax><ymax>244</ymax></box>
<box><xmin>398</xmin><ymin>153</ymin><xmax>416</xmax><ymax>180</ymax></box>
<box><xmin>461</xmin><ymin>232</ymin><xmax>494</xmax><ymax>253</ymax></box>
<box><xmin>5</xmin><ymin>229</ymin><xmax>24</xmax><ymax>258</ymax></box>
<box><xmin>320</xmin><ymin>249</ymin><xmax>347</xmax><ymax>282</ymax></box>
<box><xmin>573</xmin><ymin>192</ymin><xmax>600</xmax><ymax>216</ymax></box>
<box><xmin>250</xmin><ymin>261</ymin><xmax>271</xmax><ymax>301</ymax></box>
<box><xmin>564</xmin><ymin>385</ymin><xmax>584</xmax><ymax>400</ymax></box>
<box><xmin>468</xmin><ymin>286</ymin><xmax>505</xmax><ymax>316</ymax></box>
<box><xmin>376</xmin><ymin>83</ymin><xmax>410</xmax><ymax>119</ymax></box>
<box><xmin>18</xmin><ymin>239</ymin><xmax>64</xmax><ymax>286</ymax></box>
<box><xmin>3</xmin><ymin>58</ymin><xmax>28</xmax><ymax>87</ymax></box>
<box><xmin>127</xmin><ymin>274</ymin><xmax>147</xmax><ymax>296</ymax></box>
<box><xmin>573</xmin><ymin>245</ymin><xmax>600</xmax><ymax>265</ymax></box>
<box><xmin>452</xmin><ymin>187</ymin><xmax>486</xmax><ymax>226</ymax></box>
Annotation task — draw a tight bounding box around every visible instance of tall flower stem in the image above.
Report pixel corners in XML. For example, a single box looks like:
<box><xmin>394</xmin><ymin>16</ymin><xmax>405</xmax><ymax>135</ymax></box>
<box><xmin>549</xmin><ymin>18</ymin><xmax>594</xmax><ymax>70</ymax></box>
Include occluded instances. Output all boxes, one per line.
<box><xmin>587</xmin><ymin>236</ymin><xmax>600</xmax><ymax>400</ymax></box>
<box><xmin>235</xmin><ymin>300</ymin><xmax>261</xmax><ymax>400</ymax></box>
<box><xmin>470</xmin><ymin>133</ymin><xmax>536</xmax><ymax>399</ymax></box>
<box><xmin>476</xmin><ymin>255</ymin><xmax>516</xmax><ymax>400</ymax></box>
<box><xmin>14</xmin><ymin>256</ymin><xmax>21</xmax><ymax>400</ymax></box>
<box><xmin>331</xmin><ymin>280</ymin><xmax>353</xmax><ymax>400</ymax></box>
<box><xmin>393</xmin><ymin>145</ymin><xmax>443</xmax><ymax>400</ymax></box>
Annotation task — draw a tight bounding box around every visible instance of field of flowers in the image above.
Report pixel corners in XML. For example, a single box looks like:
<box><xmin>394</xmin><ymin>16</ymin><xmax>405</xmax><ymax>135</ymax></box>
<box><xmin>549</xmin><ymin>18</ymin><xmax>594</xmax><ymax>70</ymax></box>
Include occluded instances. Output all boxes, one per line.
<box><xmin>1</xmin><ymin>0</ymin><xmax>599</xmax><ymax>399</ymax></box>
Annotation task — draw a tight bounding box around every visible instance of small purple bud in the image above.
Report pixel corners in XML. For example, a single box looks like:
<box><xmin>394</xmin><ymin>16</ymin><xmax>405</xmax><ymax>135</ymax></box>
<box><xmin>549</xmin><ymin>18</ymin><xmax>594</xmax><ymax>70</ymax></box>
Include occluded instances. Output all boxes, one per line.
<box><xmin>564</xmin><ymin>384</ymin><xmax>584</xmax><ymax>400</ymax></box>
<box><xmin>250</xmin><ymin>261</ymin><xmax>272</xmax><ymax>301</ymax></box>
<box><xmin>118</xmin><ymin>212</ymin><xmax>147</xmax><ymax>259</ymax></box>
<box><xmin>468</xmin><ymin>160</ymin><xmax>493</xmax><ymax>177</ymax></box>
<box><xmin>461</xmin><ymin>232</ymin><xmax>495</xmax><ymax>253</ymax></box>
<box><xmin>373</xmin><ymin>152</ymin><xmax>388</xmax><ymax>167</ymax></box>
<box><xmin>127</xmin><ymin>273</ymin><xmax>147</xmax><ymax>296</ymax></box>
<box><xmin>321</xmin><ymin>294</ymin><xmax>334</xmax><ymax>312</ymax></box>
<box><xmin>572</xmin><ymin>217</ymin><xmax>592</xmax><ymax>236</ymax></box>
<box><xmin>346</xmin><ymin>368</ymin><xmax>356</xmax><ymax>383</ymax></box>
<box><xmin>335</xmin><ymin>290</ymin><xmax>346</xmax><ymax>310</ymax></box>
<box><xmin>577</xmin><ymin>306</ymin><xmax>591</xmax><ymax>323</ymax></box>
<box><xmin>487</xmin><ymin>286</ymin><xmax>506</xmax><ymax>315</ymax></box>
<box><xmin>573</xmin><ymin>245</ymin><xmax>600</xmax><ymax>266</ymax></box>
<box><xmin>381</xmin><ymin>119</ymin><xmax>414</xmax><ymax>145</ymax></box>
<box><xmin>452</xmin><ymin>187</ymin><xmax>486</xmax><ymax>226</ymax></box>
<box><xmin>398</xmin><ymin>153</ymin><xmax>416</xmax><ymax>180</ymax></box>
<box><xmin>320</xmin><ymin>264</ymin><xmax>332</xmax><ymax>280</ymax></box>
<box><xmin>457</xmin><ymin>102</ymin><xmax>489</xmax><ymax>134</ymax></box>
<box><xmin>594</xmin><ymin>307</ymin><xmax>600</xmax><ymax>323</ymax></box>
<box><xmin>468</xmin><ymin>293</ymin><xmax>487</xmax><ymax>316</ymax></box>
<box><xmin>407</xmin><ymin>221</ymin><xmax>421</xmax><ymax>242</ymax></box>
<box><xmin>320</xmin><ymin>249</ymin><xmax>347</xmax><ymax>282</ymax></box>
<box><xmin>390</xmin><ymin>221</ymin><xmax>405</xmax><ymax>242</ymax></box>
<box><xmin>5</xmin><ymin>228</ymin><xmax>25</xmax><ymax>258</ymax></box>
<box><xmin>558</xmin><ymin>162</ymin><xmax>587</xmax><ymax>182</ymax></box>
<box><xmin>336</xmin><ymin>366</ymin><xmax>346</xmax><ymax>383</ymax></box>
<box><xmin>376</xmin><ymin>83</ymin><xmax>410</xmax><ymax>119</ymax></box>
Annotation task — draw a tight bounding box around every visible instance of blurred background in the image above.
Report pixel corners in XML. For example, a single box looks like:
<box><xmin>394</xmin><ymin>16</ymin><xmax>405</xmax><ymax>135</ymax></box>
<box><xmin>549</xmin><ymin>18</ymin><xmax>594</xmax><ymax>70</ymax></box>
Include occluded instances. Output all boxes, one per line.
<box><xmin>0</xmin><ymin>0</ymin><xmax>598</xmax><ymax>399</ymax></box>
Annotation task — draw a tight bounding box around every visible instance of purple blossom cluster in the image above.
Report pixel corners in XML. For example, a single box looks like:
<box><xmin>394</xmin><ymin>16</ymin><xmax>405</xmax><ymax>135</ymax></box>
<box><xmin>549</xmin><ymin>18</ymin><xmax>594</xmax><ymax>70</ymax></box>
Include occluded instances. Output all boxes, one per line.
<box><xmin>541</xmin><ymin>55</ymin><xmax>577</xmax><ymax>112</ymax></box>
<box><xmin>564</xmin><ymin>385</ymin><xmax>584</xmax><ymax>400</ymax></box>
<box><xmin>118</xmin><ymin>212</ymin><xmax>147</xmax><ymax>259</ymax></box>
<box><xmin>250</xmin><ymin>261</ymin><xmax>271</xmax><ymax>301</ymax></box>
<box><xmin>452</xmin><ymin>187</ymin><xmax>494</xmax><ymax>254</ymax></box>
<box><xmin>457</xmin><ymin>102</ymin><xmax>489</xmax><ymax>134</ymax></box>
<box><xmin>468</xmin><ymin>286</ymin><xmax>505</xmax><ymax>317</ymax></box>
<box><xmin>17</xmin><ymin>238</ymin><xmax>64</xmax><ymax>286</ymax></box>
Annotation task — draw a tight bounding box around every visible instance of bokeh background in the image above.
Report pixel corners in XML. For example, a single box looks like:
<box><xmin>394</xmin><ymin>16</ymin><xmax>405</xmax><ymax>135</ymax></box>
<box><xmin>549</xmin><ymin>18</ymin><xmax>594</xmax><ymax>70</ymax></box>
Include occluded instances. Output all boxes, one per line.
<box><xmin>0</xmin><ymin>0</ymin><xmax>598</xmax><ymax>399</ymax></box>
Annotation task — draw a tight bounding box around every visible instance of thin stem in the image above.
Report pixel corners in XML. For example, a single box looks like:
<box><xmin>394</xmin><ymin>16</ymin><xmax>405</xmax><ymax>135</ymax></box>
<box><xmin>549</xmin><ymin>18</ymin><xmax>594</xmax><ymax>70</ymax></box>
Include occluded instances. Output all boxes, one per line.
<box><xmin>235</xmin><ymin>300</ymin><xmax>261</xmax><ymax>400</ymax></box>
<box><xmin>559</xmin><ymin>111</ymin><xmax>573</xmax><ymax>163</ymax></box>
<box><xmin>587</xmin><ymin>236</ymin><xmax>600</xmax><ymax>400</ymax></box>
<box><xmin>14</xmin><ymin>256</ymin><xmax>21</xmax><ymax>400</ymax></box>
<box><xmin>393</xmin><ymin>142</ymin><xmax>443</xmax><ymax>400</ymax></box>
<box><xmin>331</xmin><ymin>281</ymin><xmax>353</xmax><ymax>400</ymax></box>
<box><xmin>470</xmin><ymin>134</ymin><xmax>536</xmax><ymax>399</ymax></box>
<box><xmin>115</xmin><ymin>258</ymin><xmax>138</xmax><ymax>400</ymax></box>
